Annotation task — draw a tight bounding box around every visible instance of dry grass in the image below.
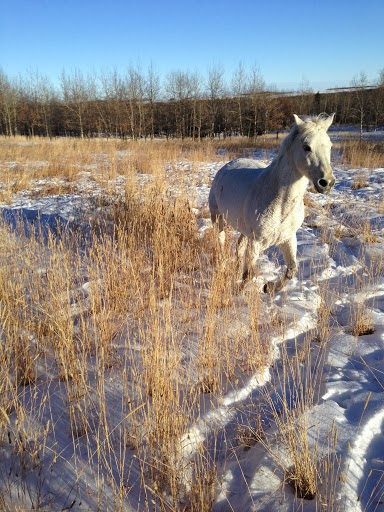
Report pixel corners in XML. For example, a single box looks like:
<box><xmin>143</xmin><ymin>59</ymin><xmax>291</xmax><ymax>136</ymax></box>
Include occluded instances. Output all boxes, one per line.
<box><xmin>0</xmin><ymin>134</ymin><xmax>380</xmax><ymax>511</ymax></box>
<box><xmin>350</xmin><ymin>305</ymin><xmax>375</xmax><ymax>336</ymax></box>
<box><xmin>0</xmin><ymin>134</ymin><xmax>282</xmax><ymax>202</ymax></box>
<box><xmin>0</xmin><ymin>135</ymin><xmax>277</xmax><ymax>510</ymax></box>
<box><xmin>340</xmin><ymin>140</ymin><xmax>384</xmax><ymax>168</ymax></box>
<box><xmin>351</xmin><ymin>173</ymin><xmax>369</xmax><ymax>190</ymax></box>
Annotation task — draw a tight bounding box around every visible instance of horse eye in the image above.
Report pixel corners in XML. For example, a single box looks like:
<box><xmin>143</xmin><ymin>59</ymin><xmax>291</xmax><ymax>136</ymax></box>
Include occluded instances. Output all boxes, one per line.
<box><xmin>303</xmin><ymin>144</ymin><xmax>311</xmax><ymax>152</ymax></box>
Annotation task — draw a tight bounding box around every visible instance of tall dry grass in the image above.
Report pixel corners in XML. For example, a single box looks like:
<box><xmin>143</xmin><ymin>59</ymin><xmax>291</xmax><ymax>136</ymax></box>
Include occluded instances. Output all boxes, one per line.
<box><xmin>340</xmin><ymin>139</ymin><xmax>384</xmax><ymax>168</ymax></box>
<box><xmin>0</xmin><ymin>134</ymin><xmax>282</xmax><ymax>200</ymax></box>
<box><xmin>0</xmin><ymin>134</ymin><xmax>381</xmax><ymax>510</ymax></box>
<box><xmin>0</xmin><ymin>143</ymin><xmax>274</xmax><ymax>510</ymax></box>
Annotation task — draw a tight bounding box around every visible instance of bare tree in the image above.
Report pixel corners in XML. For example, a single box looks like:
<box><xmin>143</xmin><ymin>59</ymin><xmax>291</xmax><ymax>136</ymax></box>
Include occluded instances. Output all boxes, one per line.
<box><xmin>165</xmin><ymin>70</ymin><xmax>194</xmax><ymax>139</ymax></box>
<box><xmin>61</xmin><ymin>69</ymin><xmax>97</xmax><ymax>137</ymax></box>
<box><xmin>21</xmin><ymin>68</ymin><xmax>56</xmax><ymax>137</ymax></box>
<box><xmin>98</xmin><ymin>69</ymin><xmax>117</xmax><ymax>137</ymax></box>
<box><xmin>145</xmin><ymin>63</ymin><xmax>161</xmax><ymax>139</ymax></box>
<box><xmin>0</xmin><ymin>69</ymin><xmax>19</xmax><ymax>135</ymax></box>
<box><xmin>6</xmin><ymin>64</ymin><xmax>383</xmax><ymax>140</ymax></box>
<box><xmin>39</xmin><ymin>75</ymin><xmax>56</xmax><ymax>137</ymax></box>
<box><xmin>295</xmin><ymin>77</ymin><xmax>314</xmax><ymax>115</ymax></box>
<box><xmin>231</xmin><ymin>61</ymin><xmax>248</xmax><ymax>135</ymax></box>
<box><xmin>264</xmin><ymin>91</ymin><xmax>285</xmax><ymax>136</ymax></box>
<box><xmin>351</xmin><ymin>71</ymin><xmax>370</xmax><ymax>140</ymax></box>
<box><xmin>189</xmin><ymin>71</ymin><xmax>204</xmax><ymax>140</ymax></box>
<box><xmin>119</xmin><ymin>65</ymin><xmax>146</xmax><ymax>140</ymax></box>
<box><xmin>205</xmin><ymin>63</ymin><xmax>225</xmax><ymax>137</ymax></box>
<box><xmin>247</xmin><ymin>64</ymin><xmax>266</xmax><ymax>137</ymax></box>
<box><xmin>371</xmin><ymin>68</ymin><xmax>384</xmax><ymax>130</ymax></box>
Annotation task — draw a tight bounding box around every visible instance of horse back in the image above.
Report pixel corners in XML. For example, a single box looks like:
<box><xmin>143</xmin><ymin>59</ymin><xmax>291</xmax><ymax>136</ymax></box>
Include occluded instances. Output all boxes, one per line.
<box><xmin>209</xmin><ymin>158</ymin><xmax>268</xmax><ymax>230</ymax></box>
<box><xmin>210</xmin><ymin>159</ymin><xmax>267</xmax><ymax>194</ymax></box>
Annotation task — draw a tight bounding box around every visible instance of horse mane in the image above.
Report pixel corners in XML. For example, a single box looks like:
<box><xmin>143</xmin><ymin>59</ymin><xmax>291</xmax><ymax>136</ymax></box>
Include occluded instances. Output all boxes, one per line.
<box><xmin>276</xmin><ymin>113</ymin><xmax>331</xmax><ymax>159</ymax></box>
<box><xmin>275</xmin><ymin>123</ymin><xmax>300</xmax><ymax>159</ymax></box>
<box><xmin>298</xmin><ymin>113</ymin><xmax>332</xmax><ymax>128</ymax></box>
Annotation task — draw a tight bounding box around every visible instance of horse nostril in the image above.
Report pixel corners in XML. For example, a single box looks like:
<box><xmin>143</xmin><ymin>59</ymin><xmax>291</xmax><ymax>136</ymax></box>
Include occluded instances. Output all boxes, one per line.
<box><xmin>318</xmin><ymin>178</ymin><xmax>328</xmax><ymax>189</ymax></box>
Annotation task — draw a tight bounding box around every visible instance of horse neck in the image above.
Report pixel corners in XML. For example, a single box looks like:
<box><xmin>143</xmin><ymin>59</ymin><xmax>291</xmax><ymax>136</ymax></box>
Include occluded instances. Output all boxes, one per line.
<box><xmin>268</xmin><ymin>147</ymin><xmax>308</xmax><ymax>200</ymax></box>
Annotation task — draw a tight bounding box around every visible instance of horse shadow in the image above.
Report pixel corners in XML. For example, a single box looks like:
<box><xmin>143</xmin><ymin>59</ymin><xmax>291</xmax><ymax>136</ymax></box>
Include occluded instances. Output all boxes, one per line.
<box><xmin>0</xmin><ymin>206</ymin><xmax>98</xmax><ymax>249</ymax></box>
<box><xmin>209</xmin><ymin>332</ymin><xmax>384</xmax><ymax>511</ymax></box>
<box><xmin>356</xmin><ymin>406</ymin><xmax>384</xmax><ymax>511</ymax></box>
<box><xmin>1</xmin><ymin>207</ymin><xmax>76</xmax><ymax>240</ymax></box>
<box><xmin>335</xmin><ymin>345</ymin><xmax>384</xmax><ymax>511</ymax></box>
<box><xmin>206</xmin><ymin>228</ymin><xmax>384</xmax><ymax>510</ymax></box>
<box><xmin>207</xmin><ymin>325</ymin><xmax>326</xmax><ymax>511</ymax></box>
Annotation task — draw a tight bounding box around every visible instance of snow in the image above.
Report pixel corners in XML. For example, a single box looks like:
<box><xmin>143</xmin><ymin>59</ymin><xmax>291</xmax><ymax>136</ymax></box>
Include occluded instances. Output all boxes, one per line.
<box><xmin>1</xmin><ymin>149</ymin><xmax>384</xmax><ymax>511</ymax></box>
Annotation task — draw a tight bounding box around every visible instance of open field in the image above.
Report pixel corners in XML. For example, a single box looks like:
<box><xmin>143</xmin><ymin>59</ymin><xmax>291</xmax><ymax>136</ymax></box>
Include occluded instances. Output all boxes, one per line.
<box><xmin>0</xmin><ymin>135</ymin><xmax>384</xmax><ymax>511</ymax></box>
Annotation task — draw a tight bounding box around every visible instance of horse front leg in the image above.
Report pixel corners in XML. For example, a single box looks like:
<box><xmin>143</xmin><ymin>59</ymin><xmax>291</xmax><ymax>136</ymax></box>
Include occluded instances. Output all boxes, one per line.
<box><xmin>264</xmin><ymin>237</ymin><xmax>298</xmax><ymax>294</ymax></box>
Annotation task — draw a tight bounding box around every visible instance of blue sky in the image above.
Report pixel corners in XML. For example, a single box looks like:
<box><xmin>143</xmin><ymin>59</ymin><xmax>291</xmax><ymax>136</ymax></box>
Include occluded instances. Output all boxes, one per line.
<box><xmin>1</xmin><ymin>0</ymin><xmax>383</xmax><ymax>91</ymax></box>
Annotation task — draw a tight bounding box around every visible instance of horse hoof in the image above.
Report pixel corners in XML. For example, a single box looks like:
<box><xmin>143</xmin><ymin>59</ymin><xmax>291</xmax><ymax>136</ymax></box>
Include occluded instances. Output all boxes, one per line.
<box><xmin>263</xmin><ymin>281</ymin><xmax>276</xmax><ymax>294</ymax></box>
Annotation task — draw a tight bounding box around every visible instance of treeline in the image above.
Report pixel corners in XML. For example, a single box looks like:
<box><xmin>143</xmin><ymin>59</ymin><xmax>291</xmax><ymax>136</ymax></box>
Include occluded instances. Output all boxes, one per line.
<box><xmin>0</xmin><ymin>65</ymin><xmax>383</xmax><ymax>139</ymax></box>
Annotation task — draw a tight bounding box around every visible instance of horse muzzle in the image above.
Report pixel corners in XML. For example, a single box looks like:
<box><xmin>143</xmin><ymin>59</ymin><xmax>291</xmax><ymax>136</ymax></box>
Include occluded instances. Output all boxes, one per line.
<box><xmin>314</xmin><ymin>176</ymin><xmax>335</xmax><ymax>194</ymax></box>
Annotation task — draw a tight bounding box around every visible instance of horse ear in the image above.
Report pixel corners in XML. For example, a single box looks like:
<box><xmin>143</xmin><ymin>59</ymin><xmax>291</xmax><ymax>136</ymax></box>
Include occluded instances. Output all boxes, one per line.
<box><xmin>323</xmin><ymin>113</ymin><xmax>335</xmax><ymax>131</ymax></box>
<box><xmin>293</xmin><ymin>114</ymin><xmax>304</xmax><ymax>127</ymax></box>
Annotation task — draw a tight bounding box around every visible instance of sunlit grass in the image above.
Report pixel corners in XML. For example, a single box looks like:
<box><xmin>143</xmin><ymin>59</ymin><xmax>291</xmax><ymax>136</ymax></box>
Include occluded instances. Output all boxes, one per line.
<box><xmin>0</xmin><ymin>133</ymin><xmax>382</xmax><ymax>510</ymax></box>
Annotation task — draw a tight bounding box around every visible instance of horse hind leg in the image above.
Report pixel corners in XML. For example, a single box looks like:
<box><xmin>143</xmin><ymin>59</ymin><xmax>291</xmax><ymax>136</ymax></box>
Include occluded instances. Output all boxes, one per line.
<box><xmin>210</xmin><ymin>210</ymin><xmax>226</xmax><ymax>262</ymax></box>
<box><xmin>237</xmin><ymin>234</ymin><xmax>249</xmax><ymax>282</ymax></box>
<box><xmin>217</xmin><ymin>214</ymin><xmax>226</xmax><ymax>256</ymax></box>
<box><xmin>249</xmin><ymin>239</ymin><xmax>260</xmax><ymax>276</ymax></box>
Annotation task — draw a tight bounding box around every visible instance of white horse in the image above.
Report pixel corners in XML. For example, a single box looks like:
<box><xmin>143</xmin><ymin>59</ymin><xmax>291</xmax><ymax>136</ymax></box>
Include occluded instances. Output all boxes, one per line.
<box><xmin>209</xmin><ymin>113</ymin><xmax>335</xmax><ymax>293</ymax></box>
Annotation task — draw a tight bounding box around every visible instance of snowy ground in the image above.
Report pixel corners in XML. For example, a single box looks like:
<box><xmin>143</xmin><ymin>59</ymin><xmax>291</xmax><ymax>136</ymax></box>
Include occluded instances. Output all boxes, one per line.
<box><xmin>1</xmin><ymin>147</ymin><xmax>384</xmax><ymax>511</ymax></box>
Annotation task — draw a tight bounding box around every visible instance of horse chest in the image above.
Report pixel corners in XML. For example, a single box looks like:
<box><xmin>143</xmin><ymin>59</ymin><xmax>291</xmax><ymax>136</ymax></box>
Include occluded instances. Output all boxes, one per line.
<box><xmin>248</xmin><ymin>200</ymin><xmax>304</xmax><ymax>248</ymax></box>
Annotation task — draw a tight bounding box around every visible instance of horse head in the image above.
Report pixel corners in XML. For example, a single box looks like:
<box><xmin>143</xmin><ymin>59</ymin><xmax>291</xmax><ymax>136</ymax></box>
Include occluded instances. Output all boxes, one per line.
<box><xmin>293</xmin><ymin>113</ymin><xmax>335</xmax><ymax>194</ymax></box>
